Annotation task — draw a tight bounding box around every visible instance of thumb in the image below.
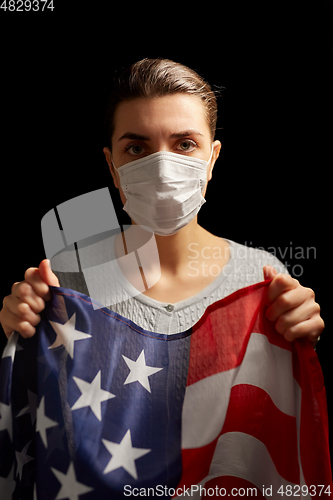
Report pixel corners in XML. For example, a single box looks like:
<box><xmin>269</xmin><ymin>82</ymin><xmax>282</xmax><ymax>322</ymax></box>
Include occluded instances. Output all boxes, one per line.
<box><xmin>263</xmin><ymin>265</ymin><xmax>278</xmax><ymax>281</ymax></box>
<box><xmin>39</xmin><ymin>259</ymin><xmax>60</xmax><ymax>288</ymax></box>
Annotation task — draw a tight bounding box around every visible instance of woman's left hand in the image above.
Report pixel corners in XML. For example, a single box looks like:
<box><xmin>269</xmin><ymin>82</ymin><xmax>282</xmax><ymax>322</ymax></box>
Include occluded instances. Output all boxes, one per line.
<box><xmin>263</xmin><ymin>265</ymin><xmax>324</xmax><ymax>345</ymax></box>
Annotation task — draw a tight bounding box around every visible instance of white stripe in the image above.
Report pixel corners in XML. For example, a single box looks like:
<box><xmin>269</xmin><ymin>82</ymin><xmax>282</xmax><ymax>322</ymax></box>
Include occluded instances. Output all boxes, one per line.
<box><xmin>178</xmin><ymin>431</ymin><xmax>311</xmax><ymax>499</ymax></box>
<box><xmin>177</xmin><ymin>433</ymin><xmax>298</xmax><ymax>499</ymax></box>
<box><xmin>182</xmin><ymin>368</ymin><xmax>238</xmax><ymax>448</ymax></box>
<box><xmin>233</xmin><ymin>333</ymin><xmax>295</xmax><ymax>416</ymax></box>
<box><xmin>204</xmin><ymin>432</ymin><xmax>298</xmax><ymax>498</ymax></box>
<box><xmin>182</xmin><ymin>333</ymin><xmax>296</xmax><ymax>448</ymax></box>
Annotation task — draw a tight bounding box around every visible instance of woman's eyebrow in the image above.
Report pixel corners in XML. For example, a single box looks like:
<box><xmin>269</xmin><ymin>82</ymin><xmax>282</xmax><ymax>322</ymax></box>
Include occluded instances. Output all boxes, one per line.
<box><xmin>170</xmin><ymin>130</ymin><xmax>204</xmax><ymax>139</ymax></box>
<box><xmin>118</xmin><ymin>132</ymin><xmax>150</xmax><ymax>141</ymax></box>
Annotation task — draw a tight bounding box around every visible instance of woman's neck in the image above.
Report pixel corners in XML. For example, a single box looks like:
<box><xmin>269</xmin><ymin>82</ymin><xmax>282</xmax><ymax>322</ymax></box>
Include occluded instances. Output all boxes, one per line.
<box><xmin>153</xmin><ymin>219</ymin><xmax>210</xmax><ymax>275</ymax></box>
<box><xmin>115</xmin><ymin>218</ymin><xmax>230</xmax><ymax>303</ymax></box>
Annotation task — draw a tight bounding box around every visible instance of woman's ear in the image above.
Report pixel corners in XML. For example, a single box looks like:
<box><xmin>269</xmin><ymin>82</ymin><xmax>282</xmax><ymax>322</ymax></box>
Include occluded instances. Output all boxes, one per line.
<box><xmin>207</xmin><ymin>140</ymin><xmax>221</xmax><ymax>181</ymax></box>
<box><xmin>202</xmin><ymin>140</ymin><xmax>222</xmax><ymax>199</ymax></box>
<box><xmin>103</xmin><ymin>147</ymin><xmax>120</xmax><ymax>189</ymax></box>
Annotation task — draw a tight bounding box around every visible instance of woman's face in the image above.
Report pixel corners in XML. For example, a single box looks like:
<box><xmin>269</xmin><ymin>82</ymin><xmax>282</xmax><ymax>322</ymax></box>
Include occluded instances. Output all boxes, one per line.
<box><xmin>103</xmin><ymin>93</ymin><xmax>221</xmax><ymax>205</ymax></box>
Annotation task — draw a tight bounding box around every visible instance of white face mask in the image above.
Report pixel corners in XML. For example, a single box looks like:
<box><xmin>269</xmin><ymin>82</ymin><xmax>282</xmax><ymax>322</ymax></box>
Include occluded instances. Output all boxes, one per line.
<box><xmin>115</xmin><ymin>147</ymin><xmax>214</xmax><ymax>236</ymax></box>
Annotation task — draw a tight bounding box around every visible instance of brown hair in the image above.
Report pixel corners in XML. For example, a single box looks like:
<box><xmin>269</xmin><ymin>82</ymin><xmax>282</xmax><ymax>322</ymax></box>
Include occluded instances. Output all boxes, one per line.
<box><xmin>104</xmin><ymin>58</ymin><xmax>218</xmax><ymax>150</ymax></box>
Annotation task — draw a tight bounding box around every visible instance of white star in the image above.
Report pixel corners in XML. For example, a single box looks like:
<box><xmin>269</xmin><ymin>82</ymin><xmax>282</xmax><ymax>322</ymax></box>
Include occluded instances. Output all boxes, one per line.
<box><xmin>16</xmin><ymin>390</ymin><xmax>37</xmax><ymax>424</ymax></box>
<box><xmin>102</xmin><ymin>429</ymin><xmax>151</xmax><ymax>479</ymax></box>
<box><xmin>51</xmin><ymin>462</ymin><xmax>93</xmax><ymax>500</ymax></box>
<box><xmin>36</xmin><ymin>396</ymin><xmax>58</xmax><ymax>448</ymax></box>
<box><xmin>122</xmin><ymin>349</ymin><xmax>163</xmax><ymax>393</ymax></box>
<box><xmin>0</xmin><ymin>401</ymin><xmax>12</xmax><ymax>441</ymax></box>
<box><xmin>71</xmin><ymin>371</ymin><xmax>115</xmax><ymax>421</ymax></box>
<box><xmin>48</xmin><ymin>313</ymin><xmax>92</xmax><ymax>359</ymax></box>
<box><xmin>15</xmin><ymin>440</ymin><xmax>34</xmax><ymax>480</ymax></box>
<box><xmin>1</xmin><ymin>331</ymin><xmax>18</xmax><ymax>363</ymax></box>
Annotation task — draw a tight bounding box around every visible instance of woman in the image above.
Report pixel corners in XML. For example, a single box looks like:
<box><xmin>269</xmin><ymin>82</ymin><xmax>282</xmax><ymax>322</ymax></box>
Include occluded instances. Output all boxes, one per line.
<box><xmin>0</xmin><ymin>58</ymin><xmax>324</xmax><ymax>343</ymax></box>
<box><xmin>1</xmin><ymin>59</ymin><xmax>330</xmax><ymax>499</ymax></box>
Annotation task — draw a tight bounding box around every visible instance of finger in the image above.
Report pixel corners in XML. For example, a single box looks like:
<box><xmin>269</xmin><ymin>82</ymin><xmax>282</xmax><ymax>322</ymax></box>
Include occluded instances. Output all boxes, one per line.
<box><xmin>15</xmin><ymin>321</ymin><xmax>37</xmax><ymax>338</ymax></box>
<box><xmin>7</xmin><ymin>295</ymin><xmax>41</xmax><ymax>326</ymax></box>
<box><xmin>0</xmin><ymin>303</ymin><xmax>37</xmax><ymax>338</ymax></box>
<box><xmin>24</xmin><ymin>267</ymin><xmax>52</xmax><ymax>300</ymax></box>
<box><xmin>12</xmin><ymin>281</ymin><xmax>46</xmax><ymax>314</ymax></box>
<box><xmin>283</xmin><ymin>315</ymin><xmax>325</xmax><ymax>343</ymax></box>
<box><xmin>0</xmin><ymin>298</ymin><xmax>16</xmax><ymax>338</ymax></box>
<box><xmin>38</xmin><ymin>259</ymin><xmax>60</xmax><ymax>289</ymax></box>
<box><xmin>274</xmin><ymin>299</ymin><xmax>321</xmax><ymax>336</ymax></box>
<box><xmin>266</xmin><ymin>285</ymin><xmax>313</xmax><ymax>321</ymax></box>
<box><xmin>263</xmin><ymin>265</ymin><xmax>278</xmax><ymax>281</ymax></box>
<box><xmin>266</xmin><ymin>273</ymin><xmax>299</xmax><ymax>305</ymax></box>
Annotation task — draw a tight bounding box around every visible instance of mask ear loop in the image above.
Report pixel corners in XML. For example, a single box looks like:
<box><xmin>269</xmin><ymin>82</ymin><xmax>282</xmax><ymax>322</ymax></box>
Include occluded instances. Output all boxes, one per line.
<box><xmin>200</xmin><ymin>144</ymin><xmax>215</xmax><ymax>194</ymax></box>
<box><xmin>207</xmin><ymin>143</ymin><xmax>215</xmax><ymax>166</ymax></box>
<box><xmin>110</xmin><ymin>154</ymin><xmax>129</xmax><ymax>256</ymax></box>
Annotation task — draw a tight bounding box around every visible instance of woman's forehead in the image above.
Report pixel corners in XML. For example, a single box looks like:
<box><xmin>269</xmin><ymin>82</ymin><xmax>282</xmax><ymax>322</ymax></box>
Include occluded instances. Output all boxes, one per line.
<box><xmin>113</xmin><ymin>94</ymin><xmax>209</xmax><ymax>138</ymax></box>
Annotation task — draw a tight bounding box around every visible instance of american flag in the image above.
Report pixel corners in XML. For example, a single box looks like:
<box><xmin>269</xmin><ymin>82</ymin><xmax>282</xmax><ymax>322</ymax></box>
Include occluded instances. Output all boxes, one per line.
<box><xmin>0</xmin><ymin>280</ymin><xmax>331</xmax><ymax>499</ymax></box>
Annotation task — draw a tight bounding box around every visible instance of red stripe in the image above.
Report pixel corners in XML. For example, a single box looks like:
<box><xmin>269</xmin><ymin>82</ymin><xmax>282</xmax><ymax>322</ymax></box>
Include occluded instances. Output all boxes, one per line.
<box><xmin>221</xmin><ymin>384</ymin><xmax>299</xmax><ymax>484</ymax></box>
<box><xmin>187</xmin><ymin>281</ymin><xmax>292</xmax><ymax>387</ymax></box>
<box><xmin>187</xmin><ymin>284</ymin><xmax>269</xmax><ymax>386</ymax></box>
<box><xmin>292</xmin><ymin>340</ymin><xmax>333</xmax><ymax>490</ymax></box>
<box><xmin>253</xmin><ymin>298</ymin><xmax>292</xmax><ymax>351</ymax></box>
<box><xmin>178</xmin><ymin>384</ymin><xmax>300</xmax><ymax>490</ymax></box>
<box><xmin>179</xmin><ymin>440</ymin><xmax>218</xmax><ymax>490</ymax></box>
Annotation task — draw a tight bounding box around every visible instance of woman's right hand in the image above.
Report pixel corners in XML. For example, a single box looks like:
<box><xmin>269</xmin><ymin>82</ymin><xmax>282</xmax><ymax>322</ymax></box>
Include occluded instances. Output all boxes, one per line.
<box><xmin>0</xmin><ymin>259</ymin><xmax>60</xmax><ymax>339</ymax></box>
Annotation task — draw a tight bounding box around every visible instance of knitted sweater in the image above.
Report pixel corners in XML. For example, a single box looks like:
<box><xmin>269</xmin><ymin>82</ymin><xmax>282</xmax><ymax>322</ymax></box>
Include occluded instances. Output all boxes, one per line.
<box><xmin>52</xmin><ymin>238</ymin><xmax>287</xmax><ymax>335</ymax></box>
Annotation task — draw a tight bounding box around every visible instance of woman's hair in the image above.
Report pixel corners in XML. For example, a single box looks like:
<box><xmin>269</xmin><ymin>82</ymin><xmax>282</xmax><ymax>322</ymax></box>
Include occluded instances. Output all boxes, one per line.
<box><xmin>104</xmin><ymin>58</ymin><xmax>218</xmax><ymax>150</ymax></box>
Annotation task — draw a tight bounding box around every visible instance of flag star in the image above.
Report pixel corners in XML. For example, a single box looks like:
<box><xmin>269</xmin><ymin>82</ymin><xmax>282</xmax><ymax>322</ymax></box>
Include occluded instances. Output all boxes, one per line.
<box><xmin>15</xmin><ymin>440</ymin><xmax>34</xmax><ymax>480</ymax></box>
<box><xmin>51</xmin><ymin>462</ymin><xmax>93</xmax><ymax>500</ymax></box>
<box><xmin>102</xmin><ymin>429</ymin><xmax>151</xmax><ymax>479</ymax></box>
<box><xmin>16</xmin><ymin>390</ymin><xmax>37</xmax><ymax>424</ymax></box>
<box><xmin>48</xmin><ymin>313</ymin><xmax>92</xmax><ymax>359</ymax></box>
<box><xmin>0</xmin><ymin>401</ymin><xmax>13</xmax><ymax>441</ymax></box>
<box><xmin>122</xmin><ymin>349</ymin><xmax>163</xmax><ymax>393</ymax></box>
<box><xmin>45</xmin><ymin>425</ymin><xmax>66</xmax><ymax>460</ymax></box>
<box><xmin>71</xmin><ymin>371</ymin><xmax>115</xmax><ymax>421</ymax></box>
<box><xmin>1</xmin><ymin>331</ymin><xmax>18</xmax><ymax>363</ymax></box>
<box><xmin>36</xmin><ymin>396</ymin><xmax>58</xmax><ymax>448</ymax></box>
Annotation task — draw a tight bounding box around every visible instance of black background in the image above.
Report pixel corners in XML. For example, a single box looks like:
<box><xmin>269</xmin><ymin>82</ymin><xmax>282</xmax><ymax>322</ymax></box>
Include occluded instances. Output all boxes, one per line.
<box><xmin>1</xmin><ymin>1</ymin><xmax>332</xmax><ymax>456</ymax></box>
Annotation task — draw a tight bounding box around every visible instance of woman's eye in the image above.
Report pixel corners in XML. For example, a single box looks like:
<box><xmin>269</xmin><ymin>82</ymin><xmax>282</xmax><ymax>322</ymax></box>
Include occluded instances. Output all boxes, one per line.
<box><xmin>177</xmin><ymin>140</ymin><xmax>196</xmax><ymax>152</ymax></box>
<box><xmin>126</xmin><ymin>144</ymin><xmax>145</xmax><ymax>155</ymax></box>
